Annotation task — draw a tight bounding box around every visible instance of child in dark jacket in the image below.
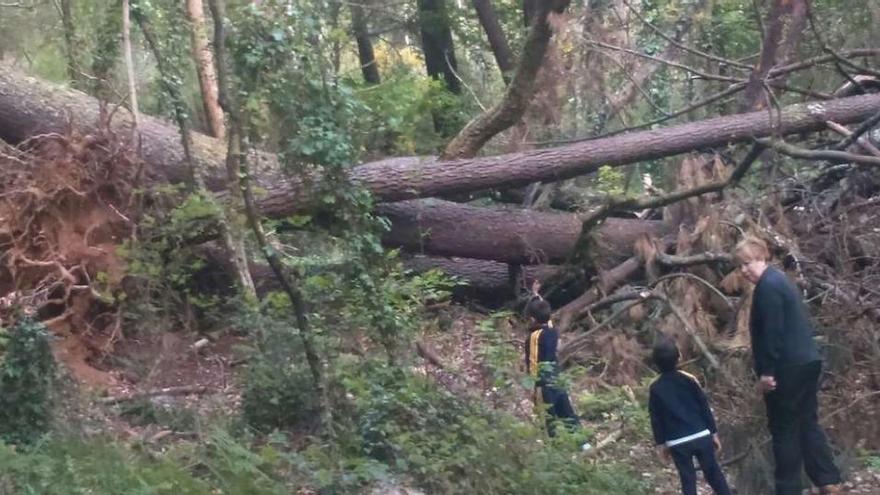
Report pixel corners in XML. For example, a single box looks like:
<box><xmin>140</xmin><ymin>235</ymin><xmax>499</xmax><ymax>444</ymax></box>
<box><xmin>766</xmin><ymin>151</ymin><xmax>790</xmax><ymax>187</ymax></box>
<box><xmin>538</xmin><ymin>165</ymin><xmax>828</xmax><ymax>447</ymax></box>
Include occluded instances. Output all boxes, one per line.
<box><xmin>649</xmin><ymin>339</ymin><xmax>731</xmax><ymax>495</ymax></box>
<box><xmin>524</xmin><ymin>296</ymin><xmax>579</xmax><ymax>437</ymax></box>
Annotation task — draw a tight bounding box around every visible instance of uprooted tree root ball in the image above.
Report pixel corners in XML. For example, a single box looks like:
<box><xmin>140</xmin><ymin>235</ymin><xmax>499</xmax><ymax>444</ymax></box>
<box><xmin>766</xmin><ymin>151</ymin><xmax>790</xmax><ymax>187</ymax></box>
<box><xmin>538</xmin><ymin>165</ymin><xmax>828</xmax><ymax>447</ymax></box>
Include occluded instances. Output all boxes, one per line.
<box><xmin>0</xmin><ymin>132</ymin><xmax>137</xmax><ymax>385</ymax></box>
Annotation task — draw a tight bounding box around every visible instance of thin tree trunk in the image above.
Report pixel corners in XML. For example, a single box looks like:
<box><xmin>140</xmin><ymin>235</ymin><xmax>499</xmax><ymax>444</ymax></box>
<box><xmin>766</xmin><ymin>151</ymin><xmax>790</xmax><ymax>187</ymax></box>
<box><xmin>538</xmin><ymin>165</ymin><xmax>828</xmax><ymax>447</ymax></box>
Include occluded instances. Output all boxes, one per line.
<box><xmin>185</xmin><ymin>0</ymin><xmax>226</xmax><ymax>140</ymax></box>
<box><xmin>138</xmin><ymin>4</ymin><xmax>256</xmax><ymax>299</ymax></box>
<box><xmin>441</xmin><ymin>0</ymin><xmax>571</xmax><ymax>159</ymax></box>
<box><xmin>122</xmin><ymin>0</ymin><xmax>139</xmax><ymax>133</ymax></box>
<box><xmin>59</xmin><ymin>0</ymin><xmax>84</xmax><ymax>89</ymax></box>
<box><xmin>472</xmin><ymin>0</ymin><xmax>514</xmax><ymax>83</ymax></box>
<box><xmin>350</xmin><ymin>1</ymin><xmax>380</xmax><ymax>85</ymax></box>
<box><xmin>207</xmin><ymin>0</ymin><xmax>333</xmax><ymax>437</ymax></box>
<box><xmin>91</xmin><ymin>0</ymin><xmax>123</xmax><ymax>98</ymax></box>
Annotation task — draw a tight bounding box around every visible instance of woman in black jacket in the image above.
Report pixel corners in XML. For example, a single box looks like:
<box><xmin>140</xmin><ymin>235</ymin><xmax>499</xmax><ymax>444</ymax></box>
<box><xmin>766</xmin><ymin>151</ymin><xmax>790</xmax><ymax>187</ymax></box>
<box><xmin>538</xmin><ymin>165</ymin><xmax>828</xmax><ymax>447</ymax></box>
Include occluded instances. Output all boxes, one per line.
<box><xmin>735</xmin><ymin>237</ymin><xmax>841</xmax><ymax>495</ymax></box>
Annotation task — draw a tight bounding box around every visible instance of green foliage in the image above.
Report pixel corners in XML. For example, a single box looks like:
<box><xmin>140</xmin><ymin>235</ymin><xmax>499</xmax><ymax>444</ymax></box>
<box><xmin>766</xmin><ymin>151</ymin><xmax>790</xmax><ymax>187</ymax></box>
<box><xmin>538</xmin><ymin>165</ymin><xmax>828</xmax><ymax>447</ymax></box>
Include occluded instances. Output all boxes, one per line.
<box><xmin>577</xmin><ymin>385</ymin><xmax>652</xmax><ymax>438</ymax></box>
<box><xmin>239</xmin><ymin>310</ymin><xmax>320</xmax><ymax>432</ymax></box>
<box><xmin>121</xmin><ymin>191</ymin><xmax>233</xmax><ymax>329</ymax></box>
<box><xmin>323</xmin><ymin>360</ymin><xmax>647</xmax><ymax>494</ymax></box>
<box><xmin>0</xmin><ymin>436</ymin><xmax>210</xmax><ymax>495</ymax></box>
<box><xmin>0</xmin><ymin>429</ymin><xmax>309</xmax><ymax>495</ymax></box>
<box><xmin>355</xmin><ymin>70</ymin><xmax>449</xmax><ymax>154</ymax></box>
<box><xmin>0</xmin><ymin>317</ymin><xmax>55</xmax><ymax>446</ymax></box>
<box><xmin>596</xmin><ymin>165</ymin><xmax>627</xmax><ymax>196</ymax></box>
<box><xmin>476</xmin><ymin>311</ymin><xmax>523</xmax><ymax>390</ymax></box>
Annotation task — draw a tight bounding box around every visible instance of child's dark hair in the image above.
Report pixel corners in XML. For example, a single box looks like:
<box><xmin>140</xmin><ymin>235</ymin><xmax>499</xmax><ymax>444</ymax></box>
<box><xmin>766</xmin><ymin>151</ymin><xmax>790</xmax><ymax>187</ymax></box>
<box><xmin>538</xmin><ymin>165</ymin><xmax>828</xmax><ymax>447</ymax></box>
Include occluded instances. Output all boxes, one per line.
<box><xmin>652</xmin><ymin>338</ymin><xmax>680</xmax><ymax>373</ymax></box>
<box><xmin>525</xmin><ymin>297</ymin><xmax>552</xmax><ymax>324</ymax></box>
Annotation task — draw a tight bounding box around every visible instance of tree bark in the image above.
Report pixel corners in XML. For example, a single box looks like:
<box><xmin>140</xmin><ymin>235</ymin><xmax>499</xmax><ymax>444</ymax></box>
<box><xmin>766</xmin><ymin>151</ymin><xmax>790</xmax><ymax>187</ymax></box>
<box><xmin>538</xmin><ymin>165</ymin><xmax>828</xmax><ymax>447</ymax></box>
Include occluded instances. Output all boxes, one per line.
<box><xmin>4</xmin><ymin>71</ymin><xmax>880</xmax><ymax>214</ymax></box>
<box><xmin>440</xmin><ymin>0</ymin><xmax>571</xmax><ymax>159</ymax></box>
<box><xmin>471</xmin><ymin>0</ymin><xmax>514</xmax><ymax>83</ymax></box>
<box><xmin>59</xmin><ymin>0</ymin><xmax>84</xmax><ymax>89</ymax></box>
<box><xmin>555</xmin><ymin>255</ymin><xmax>643</xmax><ymax>332</ymax></box>
<box><xmin>404</xmin><ymin>255</ymin><xmax>560</xmax><ymax>299</ymax></box>
<box><xmin>350</xmin><ymin>1</ymin><xmax>381</xmax><ymax>85</ymax></box>
<box><xmin>91</xmin><ymin>0</ymin><xmax>123</xmax><ymax>98</ymax></box>
<box><xmin>417</xmin><ymin>0</ymin><xmax>460</xmax><ymax>94</ymax></box>
<box><xmin>185</xmin><ymin>0</ymin><xmax>226</xmax><ymax>140</ymax></box>
<box><xmin>741</xmin><ymin>0</ymin><xmax>808</xmax><ymax>111</ymax></box>
<box><xmin>122</xmin><ymin>0</ymin><xmax>139</xmax><ymax>132</ymax></box>
<box><xmin>378</xmin><ymin>199</ymin><xmax>668</xmax><ymax>264</ymax></box>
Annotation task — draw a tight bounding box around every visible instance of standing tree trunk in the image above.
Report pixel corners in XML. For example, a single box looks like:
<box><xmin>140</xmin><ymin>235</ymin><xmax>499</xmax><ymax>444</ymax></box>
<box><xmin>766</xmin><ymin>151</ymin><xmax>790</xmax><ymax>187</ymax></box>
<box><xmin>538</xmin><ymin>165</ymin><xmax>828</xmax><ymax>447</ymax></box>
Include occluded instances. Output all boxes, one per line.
<box><xmin>472</xmin><ymin>0</ymin><xmax>514</xmax><ymax>83</ymax></box>
<box><xmin>350</xmin><ymin>1</ymin><xmax>381</xmax><ymax>85</ymax></box>
<box><xmin>185</xmin><ymin>0</ymin><xmax>226</xmax><ymax>140</ymax></box>
<box><xmin>207</xmin><ymin>0</ymin><xmax>333</xmax><ymax>437</ymax></box>
<box><xmin>418</xmin><ymin>0</ymin><xmax>460</xmax><ymax>94</ymax></box>
<box><xmin>59</xmin><ymin>0</ymin><xmax>84</xmax><ymax>89</ymax></box>
<box><xmin>91</xmin><ymin>0</ymin><xmax>123</xmax><ymax>98</ymax></box>
<box><xmin>138</xmin><ymin>3</ymin><xmax>256</xmax><ymax>299</ymax></box>
<box><xmin>741</xmin><ymin>0</ymin><xmax>808</xmax><ymax>111</ymax></box>
<box><xmin>122</xmin><ymin>0</ymin><xmax>139</xmax><ymax>132</ymax></box>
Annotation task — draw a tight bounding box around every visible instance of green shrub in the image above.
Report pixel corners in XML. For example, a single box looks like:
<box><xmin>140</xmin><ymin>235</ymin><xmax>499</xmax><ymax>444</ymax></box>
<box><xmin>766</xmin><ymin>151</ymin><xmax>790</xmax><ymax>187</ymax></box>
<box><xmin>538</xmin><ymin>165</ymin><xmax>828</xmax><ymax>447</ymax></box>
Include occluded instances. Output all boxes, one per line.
<box><xmin>330</xmin><ymin>360</ymin><xmax>648</xmax><ymax>494</ymax></box>
<box><xmin>0</xmin><ymin>317</ymin><xmax>56</xmax><ymax>445</ymax></box>
<box><xmin>0</xmin><ymin>436</ymin><xmax>210</xmax><ymax>494</ymax></box>
<box><xmin>240</xmin><ymin>312</ymin><xmax>320</xmax><ymax>432</ymax></box>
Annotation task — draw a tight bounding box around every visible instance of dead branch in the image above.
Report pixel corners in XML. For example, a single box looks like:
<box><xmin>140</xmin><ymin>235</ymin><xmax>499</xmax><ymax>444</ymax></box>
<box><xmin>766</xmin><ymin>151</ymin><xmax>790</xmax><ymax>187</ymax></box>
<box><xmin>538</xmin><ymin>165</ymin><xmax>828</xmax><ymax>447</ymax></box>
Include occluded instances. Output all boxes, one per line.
<box><xmin>579</xmin><ymin>144</ymin><xmax>764</xmax><ymax>233</ymax></box>
<box><xmin>585</xmin><ymin>38</ymin><xmax>741</xmax><ymax>83</ymax></box>
<box><xmin>559</xmin><ymin>294</ymin><xmax>655</xmax><ymax>365</ymax></box>
<box><xmin>831</xmin><ymin>109</ymin><xmax>880</xmax><ymax>152</ymax></box>
<box><xmin>759</xmin><ymin>138</ymin><xmax>880</xmax><ymax>167</ymax></box>
<box><xmin>416</xmin><ymin>340</ymin><xmax>446</xmax><ymax>369</ymax></box>
<box><xmin>656</xmin><ymin>291</ymin><xmax>721</xmax><ymax>370</ymax></box>
<box><xmin>656</xmin><ymin>251</ymin><xmax>734</xmax><ymax>268</ymax></box>
<box><xmin>825</xmin><ymin>120</ymin><xmax>880</xmax><ymax>157</ymax></box>
<box><xmin>100</xmin><ymin>385</ymin><xmax>210</xmax><ymax>405</ymax></box>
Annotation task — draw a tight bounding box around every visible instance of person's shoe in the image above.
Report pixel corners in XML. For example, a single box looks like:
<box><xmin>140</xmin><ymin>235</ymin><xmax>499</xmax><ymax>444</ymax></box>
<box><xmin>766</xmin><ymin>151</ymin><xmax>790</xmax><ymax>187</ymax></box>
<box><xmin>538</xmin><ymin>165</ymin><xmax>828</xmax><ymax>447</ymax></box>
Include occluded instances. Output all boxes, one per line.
<box><xmin>819</xmin><ymin>484</ymin><xmax>842</xmax><ymax>494</ymax></box>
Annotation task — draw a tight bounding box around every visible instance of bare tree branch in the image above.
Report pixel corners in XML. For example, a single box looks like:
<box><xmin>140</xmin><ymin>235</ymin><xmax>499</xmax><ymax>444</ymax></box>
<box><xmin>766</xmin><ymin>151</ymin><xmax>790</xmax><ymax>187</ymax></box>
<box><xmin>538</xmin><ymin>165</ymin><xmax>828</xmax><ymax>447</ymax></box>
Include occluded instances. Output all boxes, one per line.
<box><xmin>759</xmin><ymin>138</ymin><xmax>880</xmax><ymax>166</ymax></box>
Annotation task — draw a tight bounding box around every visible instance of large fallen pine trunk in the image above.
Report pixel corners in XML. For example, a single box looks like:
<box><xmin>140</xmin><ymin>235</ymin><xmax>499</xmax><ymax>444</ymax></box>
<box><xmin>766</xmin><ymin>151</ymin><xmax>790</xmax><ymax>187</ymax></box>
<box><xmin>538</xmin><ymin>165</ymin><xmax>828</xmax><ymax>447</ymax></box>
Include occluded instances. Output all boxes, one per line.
<box><xmin>4</xmin><ymin>70</ymin><xmax>880</xmax><ymax>213</ymax></box>
<box><xmin>0</xmin><ymin>70</ymin><xmax>663</xmax><ymax>265</ymax></box>
<box><xmin>379</xmin><ymin>199</ymin><xmax>667</xmax><ymax>264</ymax></box>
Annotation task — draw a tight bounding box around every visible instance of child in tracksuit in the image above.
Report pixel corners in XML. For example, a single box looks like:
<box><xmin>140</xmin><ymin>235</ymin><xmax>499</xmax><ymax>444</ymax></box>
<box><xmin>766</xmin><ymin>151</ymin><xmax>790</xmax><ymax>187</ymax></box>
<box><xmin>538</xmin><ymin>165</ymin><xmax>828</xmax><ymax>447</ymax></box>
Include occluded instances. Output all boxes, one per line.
<box><xmin>649</xmin><ymin>339</ymin><xmax>731</xmax><ymax>495</ymax></box>
<box><xmin>524</xmin><ymin>296</ymin><xmax>579</xmax><ymax>436</ymax></box>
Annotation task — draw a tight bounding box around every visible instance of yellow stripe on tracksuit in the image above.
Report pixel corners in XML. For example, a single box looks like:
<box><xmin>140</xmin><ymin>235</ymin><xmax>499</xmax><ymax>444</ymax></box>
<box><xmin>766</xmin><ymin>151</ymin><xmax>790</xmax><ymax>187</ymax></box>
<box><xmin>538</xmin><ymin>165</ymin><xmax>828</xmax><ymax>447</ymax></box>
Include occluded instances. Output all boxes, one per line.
<box><xmin>529</xmin><ymin>327</ymin><xmax>543</xmax><ymax>379</ymax></box>
<box><xmin>529</xmin><ymin>321</ymin><xmax>553</xmax><ymax>407</ymax></box>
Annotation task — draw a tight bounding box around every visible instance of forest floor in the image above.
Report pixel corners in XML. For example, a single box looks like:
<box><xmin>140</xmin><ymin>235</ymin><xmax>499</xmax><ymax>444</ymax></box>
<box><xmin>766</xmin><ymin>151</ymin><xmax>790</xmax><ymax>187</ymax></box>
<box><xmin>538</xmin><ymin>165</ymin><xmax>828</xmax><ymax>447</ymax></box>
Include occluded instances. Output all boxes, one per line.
<box><xmin>50</xmin><ymin>303</ymin><xmax>880</xmax><ymax>494</ymax></box>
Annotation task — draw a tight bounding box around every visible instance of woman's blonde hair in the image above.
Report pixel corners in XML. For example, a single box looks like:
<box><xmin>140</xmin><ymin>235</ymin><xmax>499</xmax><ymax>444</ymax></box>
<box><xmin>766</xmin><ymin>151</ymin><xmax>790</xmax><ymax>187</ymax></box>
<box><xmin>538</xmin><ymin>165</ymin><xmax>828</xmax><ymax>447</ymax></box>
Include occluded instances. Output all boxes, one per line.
<box><xmin>734</xmin><ymin>236</ymin><xmax>770</xmax><ymax>264</ymax></box>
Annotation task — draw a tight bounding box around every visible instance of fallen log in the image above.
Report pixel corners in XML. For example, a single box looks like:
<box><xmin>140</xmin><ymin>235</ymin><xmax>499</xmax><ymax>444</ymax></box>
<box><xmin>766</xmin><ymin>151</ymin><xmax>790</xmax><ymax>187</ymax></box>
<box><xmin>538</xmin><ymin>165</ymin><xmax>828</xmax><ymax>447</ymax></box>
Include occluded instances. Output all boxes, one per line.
<box><xmin>379</xmin><ymin>199</ymin><xmax>668</xmax><ymax>264</ymax></box>
<box><xmin>0</xmin><ymin>71</ymin><xmax>663</xmax><ymax>265</ymax></box>
<box><xmin>5</xmin><ymin>70</ymin><xmax>880</xmax><ymax>214</ymax></box>
<box><xmin>403</xmin><ymin>254</ymin><xmax>561</xmax><ymax>297</ymax></box>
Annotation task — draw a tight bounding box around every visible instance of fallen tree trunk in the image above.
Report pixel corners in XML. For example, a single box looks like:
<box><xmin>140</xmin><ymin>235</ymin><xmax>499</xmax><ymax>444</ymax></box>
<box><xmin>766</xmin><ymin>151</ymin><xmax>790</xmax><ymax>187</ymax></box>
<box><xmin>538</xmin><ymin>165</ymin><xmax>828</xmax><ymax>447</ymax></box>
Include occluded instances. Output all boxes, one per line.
<box><xmin>404</xmin><ymin>255</ymin><xmax>561</xmax><ymax>298</ymax></box>
<box><xmin>5</xmin><ymin>70</ymin><xmax>880</xmax><ymax>215</ymax></box>
<box><xmin>237</xmin><ymin>251</ymin><xmax>562</xmax><ymax>301</ymax></box>
<box><xmin>379</xmin><ymin>199</ymin><xmax>667</xmax><ymax>264</ymax></box>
